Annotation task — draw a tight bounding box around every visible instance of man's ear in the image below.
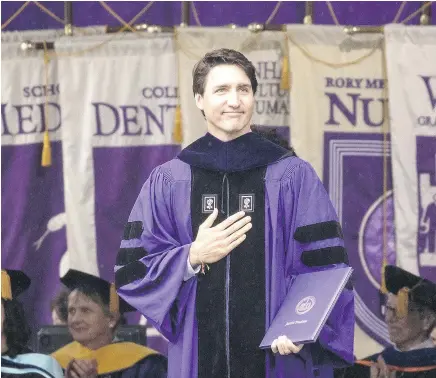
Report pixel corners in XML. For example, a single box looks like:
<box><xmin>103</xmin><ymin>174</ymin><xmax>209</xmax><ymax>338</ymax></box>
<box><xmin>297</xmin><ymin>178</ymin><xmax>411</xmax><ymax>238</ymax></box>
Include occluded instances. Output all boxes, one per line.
<box><xmin>419</xmin><ymin>308</ymin><xmax>436</xmax><ymax>334</ymax></box>
<box><xmin>195</xmin><ymin>93</ymin><xmax>204</xmax><ymax>111</ymax></box>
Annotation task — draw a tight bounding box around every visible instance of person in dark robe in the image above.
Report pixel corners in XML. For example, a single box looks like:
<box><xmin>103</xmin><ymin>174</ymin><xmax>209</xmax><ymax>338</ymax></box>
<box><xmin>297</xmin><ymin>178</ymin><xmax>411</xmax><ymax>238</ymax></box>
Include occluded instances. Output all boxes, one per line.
<box><xmin>251</xmin><ymin>125</ymin><xmax>296</xmax><ymax>154</ymax></box>
<box><xmin>114</xmin><ymin>48</ymin><xmax>354</xmax><ymax>378</ymax></box>
<box><xmin>335</xmin><ymin>265</ymin><xmax>436</xmax><ymax>378</ymax></box>
<box><xmin>1</xmin><ymin>269</ymin><xmax>64</xmax><ymax>378</ymax></box>
<box><xmin>51</xmin><ymin>269</ymin><xmax>167</xmax><ymax>378</ymax></box>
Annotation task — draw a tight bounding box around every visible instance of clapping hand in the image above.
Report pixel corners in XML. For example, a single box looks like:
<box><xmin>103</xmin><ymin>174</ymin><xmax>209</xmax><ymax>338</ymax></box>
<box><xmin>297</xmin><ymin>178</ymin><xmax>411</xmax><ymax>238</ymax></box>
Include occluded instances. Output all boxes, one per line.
<box><xmin>65</xmin><ymin>359</ymin><xmax>98</xmax><ymax>378</ymax></box>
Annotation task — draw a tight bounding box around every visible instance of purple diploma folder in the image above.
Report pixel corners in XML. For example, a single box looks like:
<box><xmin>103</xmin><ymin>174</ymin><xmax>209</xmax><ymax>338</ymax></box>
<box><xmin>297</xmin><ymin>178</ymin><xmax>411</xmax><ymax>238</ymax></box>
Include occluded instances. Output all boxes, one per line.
<box><xmin>259</xmin><ymin>267</ymin><xmax>353</xmax><ymax>348</ymax></box>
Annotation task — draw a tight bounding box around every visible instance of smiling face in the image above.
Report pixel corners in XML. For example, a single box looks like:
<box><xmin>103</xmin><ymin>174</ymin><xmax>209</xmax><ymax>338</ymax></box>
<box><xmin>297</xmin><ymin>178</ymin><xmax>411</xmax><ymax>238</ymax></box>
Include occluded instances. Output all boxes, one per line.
<box><xmin>67</xmin><ymin>290</ymin><xmax>116</xmax><ymax>349</ymax></box>
<box><xmin>195</xmin><ymin>64</ymin><xmax>255</xmax><ymax>142</ymax></box>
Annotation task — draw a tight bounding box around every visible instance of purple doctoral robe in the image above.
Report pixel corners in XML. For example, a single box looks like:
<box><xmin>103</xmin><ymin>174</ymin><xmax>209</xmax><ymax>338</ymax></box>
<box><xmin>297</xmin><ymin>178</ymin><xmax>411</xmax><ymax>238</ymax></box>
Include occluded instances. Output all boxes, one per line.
<box><xmin>115</xmin><ymin>132</ymin><xmax>354</xmax><ymax>378</ymax></box>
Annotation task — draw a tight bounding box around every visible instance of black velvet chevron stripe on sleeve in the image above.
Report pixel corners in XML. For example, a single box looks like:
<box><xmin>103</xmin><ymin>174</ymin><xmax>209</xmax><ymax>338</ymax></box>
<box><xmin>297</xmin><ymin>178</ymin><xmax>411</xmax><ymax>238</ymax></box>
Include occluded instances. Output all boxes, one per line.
<box><xmin>115</xmin><ymin>261</ymin><xmax>147</xmax><ymax>289</ymax></box>
<box><xmin>116</xmin><ymin>247</ymin><xmax>148</xmax><ymax>266</ymax></box>
<box><xmin>294</xmin><ymin>221</ymin><xmax>343</xmax><ymax>243</ymax></box>
<box><xmin>123</xmin><ymin>221</ymin><xmax>144</xmax><ymax>240</ymax></box>
<box><xmin>301</xmin><ymin>246</ymin><xmax>349</xmax><ymax>267</ymax></box>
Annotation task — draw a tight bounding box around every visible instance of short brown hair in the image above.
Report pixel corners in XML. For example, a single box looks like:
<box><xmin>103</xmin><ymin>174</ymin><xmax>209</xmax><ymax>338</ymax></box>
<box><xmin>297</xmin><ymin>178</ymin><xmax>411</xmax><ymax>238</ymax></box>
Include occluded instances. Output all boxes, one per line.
<box><xmin>192</xmin><ymin>48</ymin><xmax>258</xmax><ymax>96</ymax></box>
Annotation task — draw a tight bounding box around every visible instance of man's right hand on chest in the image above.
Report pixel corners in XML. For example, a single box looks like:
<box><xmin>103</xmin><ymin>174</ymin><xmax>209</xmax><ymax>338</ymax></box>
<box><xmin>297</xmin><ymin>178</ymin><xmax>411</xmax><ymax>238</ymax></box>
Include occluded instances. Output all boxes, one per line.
<box><xmin>189</xmin><ymin>208</ymin><xmax>252</xmax><ymax>269</ymax></box>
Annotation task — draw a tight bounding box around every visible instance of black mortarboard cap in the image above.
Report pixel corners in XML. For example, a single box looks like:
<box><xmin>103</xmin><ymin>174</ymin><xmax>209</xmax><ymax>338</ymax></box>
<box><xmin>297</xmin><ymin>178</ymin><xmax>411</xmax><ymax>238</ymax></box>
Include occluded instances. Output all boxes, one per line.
<box><xmin>1</xmin><ymin>269</ymin><xmax>31</xmax><ymax>300</ymax></box>
<box><xmin>385</xmin><ymin>265</ymin><xmax>436</xmax><ymax>316</ymax></box>
<box><xmin>60</xmin><ymin>269</ymin><xmax>135</xmax><ymax>314</ymax></box>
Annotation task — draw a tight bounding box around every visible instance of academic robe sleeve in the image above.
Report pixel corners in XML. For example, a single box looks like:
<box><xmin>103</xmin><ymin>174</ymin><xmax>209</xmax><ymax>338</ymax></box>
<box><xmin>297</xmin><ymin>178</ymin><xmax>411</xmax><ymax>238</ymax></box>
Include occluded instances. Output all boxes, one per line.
<box><xmin>115</xmin><ymin>166</ymin><xmax>196</xmax><ymax>342</ymax></box>
<box><xmin>285</xmin><ymin>161</ymin><xmax>355</xmax><ymax>367</ymax></box>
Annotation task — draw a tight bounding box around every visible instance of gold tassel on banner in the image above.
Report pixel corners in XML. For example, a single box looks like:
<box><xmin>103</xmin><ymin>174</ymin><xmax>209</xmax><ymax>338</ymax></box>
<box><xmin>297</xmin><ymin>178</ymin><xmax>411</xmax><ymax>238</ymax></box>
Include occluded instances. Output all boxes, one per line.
<box><xmin>41</xmin><ymin>41</ymin><xmax>52</xmax><ymax>167</ymax></box>
<box><xmin>173</xmin><ymin>29</ymin><xmax>183</xmax><ymax>144</ymax></box>
<box><xmin>41</xmin><ymin>130</ymin><xmax>52</xmax><ymax>167</ymax></box>
<box><xmin>109</xmin><ymin>283</ymin><xmax>120</xmax><ymax>313</ymax></box>
<box><xmin>1</xmin><ymin>270</ymin><xmax>12</xmax><ymax>300</ymax></box>
<box><xmin>280</xmin><ymin>54</ymin><xmax>290</xmax><ymax>91</ymax></box>
<box><xmin>380</xmin><ymin>39</ymin><xmax>390</xmax><ymax>296</ymax></box>
<box><xmin>396</xmin><ymin>287</ymin><xmax>410</xmax><ymax>318</ymax></box>
<box><xmin>380</xmin><ymin>259</ymin><xmax>388</xmax><ymax>294</ymax></box>
<box><xmin>173</xmin><ymin>104</ymin><xmax>183</xmax><ymax>144</ymax></box>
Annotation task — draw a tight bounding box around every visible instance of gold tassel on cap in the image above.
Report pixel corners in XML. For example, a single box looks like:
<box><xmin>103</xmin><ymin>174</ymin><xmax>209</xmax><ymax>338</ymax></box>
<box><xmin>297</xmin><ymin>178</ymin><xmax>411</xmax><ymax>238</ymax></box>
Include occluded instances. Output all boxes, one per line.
<box><xmin>280</xmin><ymin>54</ymin><xmax>290</xmax><ymax>91</ymax></box>
<box><xmin>41</xmin><ymin>130</ymin><xmax>52</xmax><ymax>167</ymax></box>
<box><xmin>396</xmin><ymin>287</ymin><xmax>410</xmax><ymax>318</ymax></box>
<box><xmin>173</xmin><ymin>104</ymin><xmax>183</xmax><ymax>144</ymax></box>
<box><xmin>109</xmin><ymin>283</ymin><xmax>120</xmax><ymax>313</ymax></box>
<box><xmin>1</xmin><ymin>270</ymin><xmax>12</xmax><ymax>300</ymax></box>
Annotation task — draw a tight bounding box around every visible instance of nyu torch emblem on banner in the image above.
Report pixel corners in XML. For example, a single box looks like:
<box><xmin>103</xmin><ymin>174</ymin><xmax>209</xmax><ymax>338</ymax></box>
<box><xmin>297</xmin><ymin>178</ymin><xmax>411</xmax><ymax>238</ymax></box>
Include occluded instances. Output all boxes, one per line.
<box><xmin>417</xmin><ymin>136</ymin><xmax>436</xmax><ymax>267</ymax></box>
<box><xmin>385</xmin><ymin>24</ymin><xmax>436</xmax><ymax>286</ymax></box>
<box><xmin>416</xmin><ymin>75</ymin><xmax>436</xmax><ymax>270</ymax></box>
<box><xmin>287</xmin><ymin>25</ymin><xmax>394</xmax><ymax>355</ymax></box>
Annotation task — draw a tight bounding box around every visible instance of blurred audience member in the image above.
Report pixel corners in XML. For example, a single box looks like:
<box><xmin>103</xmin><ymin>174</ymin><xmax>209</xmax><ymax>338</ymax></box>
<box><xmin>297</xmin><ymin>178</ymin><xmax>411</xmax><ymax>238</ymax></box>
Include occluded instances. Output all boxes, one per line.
<box><xmin>337</xmin><ymin>266</ymin><xmax>436</xmax><ymax>378</ymax></box>
<box><xmin>50</xmin><ymin>289</ymin><xmax>69</xmax><ymax>325</ymax></box>
<box><xmin>1</xmin><ymin>269</ymin><xmax>64</xmax><ymax>377</ymax></box>
<box><xmin>251</xmin><ymin>125</ymin><xmax>296</xmax><ymax>153</ymax></box>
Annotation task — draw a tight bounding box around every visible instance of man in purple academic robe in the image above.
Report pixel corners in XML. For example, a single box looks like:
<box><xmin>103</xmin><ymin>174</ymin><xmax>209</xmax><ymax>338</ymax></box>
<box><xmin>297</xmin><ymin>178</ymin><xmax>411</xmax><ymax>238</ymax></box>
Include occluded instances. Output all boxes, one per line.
<box><xmin>115</xmin><ymin>48</ymin><xmax>354</xmax><ymax>378</ymax></box>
